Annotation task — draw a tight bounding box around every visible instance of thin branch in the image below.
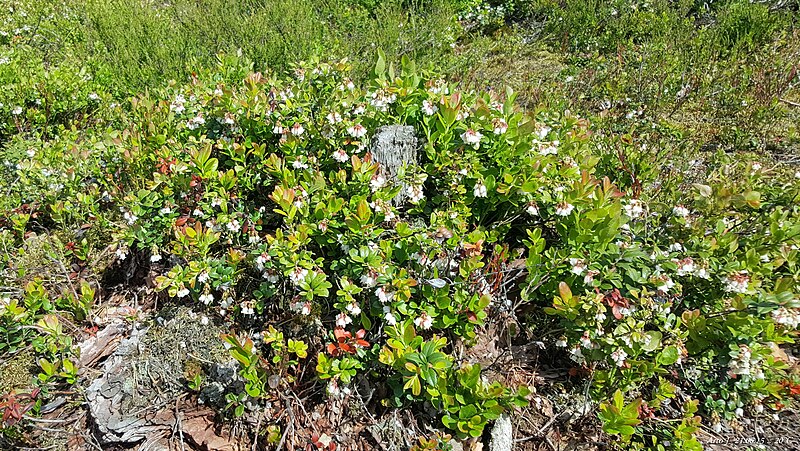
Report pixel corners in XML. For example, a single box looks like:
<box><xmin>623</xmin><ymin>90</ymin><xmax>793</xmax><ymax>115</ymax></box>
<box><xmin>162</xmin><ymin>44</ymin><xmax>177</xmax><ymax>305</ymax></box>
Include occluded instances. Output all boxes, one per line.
<box><xmin>779</xmin><ymin>98</ymin><xmax>800</xmax><ymax>107</ymax></box>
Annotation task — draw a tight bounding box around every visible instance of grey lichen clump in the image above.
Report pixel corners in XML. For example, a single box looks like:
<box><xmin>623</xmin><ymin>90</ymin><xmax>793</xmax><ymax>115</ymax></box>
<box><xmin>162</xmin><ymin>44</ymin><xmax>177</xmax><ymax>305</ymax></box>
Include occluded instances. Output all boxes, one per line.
<box><xmin>369</xmin><ymin>125</ymin><xmax>418</xmax><ymax>206</ymax></box>
<box><xmin>85</xmin><ymin>306</ymin><xmax>230</xmax><ymax>444</ymax></box>
<box><xmin>489</xmin><ymin>414</ymin><xmax>513</xmax><ymax>451</ymax></box>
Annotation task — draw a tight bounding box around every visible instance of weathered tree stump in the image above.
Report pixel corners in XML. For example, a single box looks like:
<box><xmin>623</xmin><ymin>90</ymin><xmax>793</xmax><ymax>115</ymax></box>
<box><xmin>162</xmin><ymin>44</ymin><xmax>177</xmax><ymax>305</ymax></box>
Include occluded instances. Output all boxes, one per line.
<box><xmin>369</xmin><ymin>125</ymin><xmax>418</xmax><ymax>206</ymax></box>
<box><xmin>84</xmin><ymin>307</ymin><xmax>238</xmax><ymax>448</ymax></box>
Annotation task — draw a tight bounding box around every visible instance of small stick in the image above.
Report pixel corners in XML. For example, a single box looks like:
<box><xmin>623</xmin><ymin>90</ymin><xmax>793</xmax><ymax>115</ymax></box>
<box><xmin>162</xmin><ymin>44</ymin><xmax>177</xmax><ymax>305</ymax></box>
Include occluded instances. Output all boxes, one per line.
<box><xmin>780</xmin><ymin>98</ymin><xmax>800</xmax><ymax>107</ymax></box>
<box><xmin>252</xmin><ymin>409</ymin><xmax>264</xmax><ymax>451</ymax></box>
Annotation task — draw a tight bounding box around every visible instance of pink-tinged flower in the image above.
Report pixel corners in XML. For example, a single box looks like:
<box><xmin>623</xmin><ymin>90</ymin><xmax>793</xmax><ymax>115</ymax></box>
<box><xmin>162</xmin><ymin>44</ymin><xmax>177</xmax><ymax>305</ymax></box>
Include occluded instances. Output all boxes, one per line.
<box><xmin>492</xmin><ymin>118</ymin><xmax>508</xmax><ymax>135</ymax></box>
<box><xmin>722</xmin><ymin>271</ymin><xmax>750</xmax><ymax>294</ymax></box>
<box><xmin>580</xmin><ymin>331</ymin><xmax>592</xmax><ymax>348</ymax></box>
<box><xmin>555</xmin><ymin>202</ymin><xmax>574</xmax><ymax>216</ymax></box>
<box><xmin>360</xmin><ymin>270</ymin><xmax>378</xmax><ymax>287</ymax></box>
<box><xmin>656</xmin><ymin>275</ymin><xmax>675</xmax><ymax>293</ymax></box>
<box><xmin>326</xmin><ymin>112</ymin><xmax>343</xmax><ymax>124</ymax></box>
<box><xmin>255</xmin><ymin>254</ymin><xmax>269</xmax><ymax>270</ymax></box>
<box><xmin>289</xmin><ymin>267</ymin><xmax>309</xmax><ymax>285</ymax></box>
<box><xmin>673</xmin><ymin>205</ymin><xmax>690</xmax><ymax>218</ymax></box>
<box><xmin>186</xmin><ymin>115</ymin><xmax>205</xmax><ymax>130</ymax></box>
<box><xmin>326</xmin><ymin>380</ymin><xmax>340</xmax><ymax>396</ymax></box>
<box><xmin>291</xmin><ymin>301</ymin><xmax>312</xmax><ymax>316</ymax></box>
<box><xmin>414</xmin><ymin>312</ymin><xmax>433</xmax><ymax>330</ymax></box>
<box><xmin>292</xmin><ymin>158</ymin><xmax>308</xmax><ymax>169</ymax></box>
<box><xmin>273</xmin><ymin>124</ymin><xmax>284</xmax><ymax>134</ymax></box>
<box><xmin>329</xmin><ymin>148</ymin><xmax>348</xmax><ymax>163</ymax></box>
<box><xmin>336</xmin><ymin>312</ymin><xmax>352</xmax><ymax>328</ymax></box>
<box><xmin>406</xmin><ymin>184</ymin><xmax>424</xmax><ymax>203</ymax></box>
<box><xmin>346</xmin><ymin>302</ymin><xmax>361</xmax><ymax>316</ymax></box>
<box><xmin>241</xmin><ymin>301</ymin><xmax>255</xmax><ymax>316</ymax></box>
<box><xmin>623</xmin><ymin>199</ymin><xmax>644</xmax><ymax>218</ymax></box>
<box><xmin>569</xmin><ymin>258</ymin><xmax>586</xmax><ymax>275</ymax></box>
<box><xmin>347</xmin><ymin>123</ymin><xmax>367</xmax><ymax>138</ymax></box>
<box><xmin>461</xmin><ymin>129</ymin><xmax>483</xmax><ymax>149</ymax></box>
<box><xmin>383</xmin><ymin>306</ymin><xmax>397</xmax><ymax>326</ymax></box>
<box><xmin>610</xmin><ymin>349</ymin><xmax>627</xmax><ymax>367</ymax></box>
<box><xmin>538</xmin><ymin>142</ymin><xmax>558</xmax><ymax>156</ymax></box>
<box><xmin>675</xmin><ymin>257</ymin><xmax>695</xmax><ymax>276</ymax></box>
<box><xmin>375</xmin><ymin>286</ymin><xmax>394</xmax><ymax>303</ymax></box>
<box><xmin>177</xmin><ymin>286</ymin><xmax>190</xmax><ymax>298</ymax></box>
<box><xmin>584</xmin><ymin>269</ymin><xmax>599</xmax><ymax>285</ymax></box>
<box><xmin>473</xmin><ymin>180</ymin><xmax>488</xmax><ymax>198</ymax></box>
<box><xmin>370</xmin><ymin>174</ymin><xmax>386</xmax><ymax>192</ymax></box>
<box><xmin>526</xmin><ymin>202</ymin><xmax>539</xmax><ymax>216</ymax></box>
<box><xmin>291</xmin><ymin>122</ymin><xmax>305</xmax><ymax>136</ymax></box>
<box><xmin>199</xmin><ymin>293</ymin><xmax>214</xmax><ymax>305</ymax></box>
<box><xmin>422</xmin><ymin>100</ymin><xmax>438</xmax><ymax>116</ymax></box>
<box><xmin>772</xmin><ymin>307</ymin><xmax>800</xmax><ymax>329</ymax></box>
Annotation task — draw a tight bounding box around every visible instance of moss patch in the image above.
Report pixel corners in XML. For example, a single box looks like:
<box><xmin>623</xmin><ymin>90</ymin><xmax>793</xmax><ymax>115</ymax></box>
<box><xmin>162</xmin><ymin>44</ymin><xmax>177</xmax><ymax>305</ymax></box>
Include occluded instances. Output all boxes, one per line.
<box><xmin>0</xmin><ymin>349</ymin><xmax>36</xmax><ymax>394</ymax></box>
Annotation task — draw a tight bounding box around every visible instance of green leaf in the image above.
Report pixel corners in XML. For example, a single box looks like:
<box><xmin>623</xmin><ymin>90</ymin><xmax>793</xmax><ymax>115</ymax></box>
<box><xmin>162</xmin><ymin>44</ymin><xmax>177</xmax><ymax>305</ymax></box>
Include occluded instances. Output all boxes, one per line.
<box><xmin>374</xmin><ymin>49</ymin><xmax>386</xmax><ymax>80</ymax></box>
<box><xmin>641</xmin><ymin>331</ymin><xmax>662</xmax><ymax>352</ymax></box>
<box><xmin>657</xmin><ymin>346</ymin><xmax>680</xmax><ymax>366</ymax></box>
<box><xmin>693</xmin><ymin>183</ymin><xmax>712</xmax><ymax>197</ymax></box>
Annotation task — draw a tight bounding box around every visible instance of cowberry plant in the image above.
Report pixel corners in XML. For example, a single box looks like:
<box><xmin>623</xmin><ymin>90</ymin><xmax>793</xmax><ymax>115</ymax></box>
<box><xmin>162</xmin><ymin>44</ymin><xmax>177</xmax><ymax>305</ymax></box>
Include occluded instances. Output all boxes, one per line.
<box><xmin>1</xmin><ymin>47</ymin><xmax>798</xmax><ymax>448</ymax></box>
<box><xmin>120</xmin><ymin>53</ymin><xmax>552</xmax><ymax>436</ymax></box>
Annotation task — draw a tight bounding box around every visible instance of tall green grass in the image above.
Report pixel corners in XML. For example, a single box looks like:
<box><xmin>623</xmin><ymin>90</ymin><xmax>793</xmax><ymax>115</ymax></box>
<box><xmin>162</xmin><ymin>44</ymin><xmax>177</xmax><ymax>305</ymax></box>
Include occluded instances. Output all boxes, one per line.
<box><xmin>10</xmin><ymin>0</ymin><xmax>459</xmax><ymax>93</ymax></box>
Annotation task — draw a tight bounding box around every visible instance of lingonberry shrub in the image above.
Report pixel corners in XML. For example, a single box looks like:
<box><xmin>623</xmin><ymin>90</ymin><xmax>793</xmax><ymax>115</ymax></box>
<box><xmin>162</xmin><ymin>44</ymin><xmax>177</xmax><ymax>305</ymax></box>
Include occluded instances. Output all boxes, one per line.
<box><xmin>2</xmin><ymin>48</ymin><xmax>797</xmax><ymax>447</ymax></box>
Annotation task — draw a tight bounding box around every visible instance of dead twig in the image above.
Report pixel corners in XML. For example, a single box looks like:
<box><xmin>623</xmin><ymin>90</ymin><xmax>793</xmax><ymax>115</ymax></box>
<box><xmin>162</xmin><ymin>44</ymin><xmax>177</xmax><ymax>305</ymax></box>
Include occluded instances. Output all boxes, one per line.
<box><xmin>252</xmin><ymin>409</ymin><xmax>264</xmax><ymax>451</ymax></box>
<box><xmin>276</xmin><ymin>396</ymin><xmax>294</xmax><ymax>451</ymax></box>
<box><xmin>174</xmin><ymin>397</ymin><xmax>186</xmax><ymax>451</ymax></box>
<box><xmin>22</xmin><ymin>415</ymin><xmax>71</xmax><ymax>424</ymax></box>
<box><xmin>779</xmin><ymin>98</ymin><xmax>800</xmax><ymax>107</ymax></box>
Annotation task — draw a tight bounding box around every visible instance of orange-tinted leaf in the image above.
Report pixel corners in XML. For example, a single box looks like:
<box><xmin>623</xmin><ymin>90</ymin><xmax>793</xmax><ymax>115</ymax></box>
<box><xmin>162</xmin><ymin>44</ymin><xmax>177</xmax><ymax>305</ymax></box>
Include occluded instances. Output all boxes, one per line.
<box><xmin>333</xmin><ymin>328</ymin><xmax>350</xmax><ymax>340</ymax></box>
<box><xmin>558</xmin><ymin>282</ymin><xmax>572</xmax><ymax>300</ymax></box>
